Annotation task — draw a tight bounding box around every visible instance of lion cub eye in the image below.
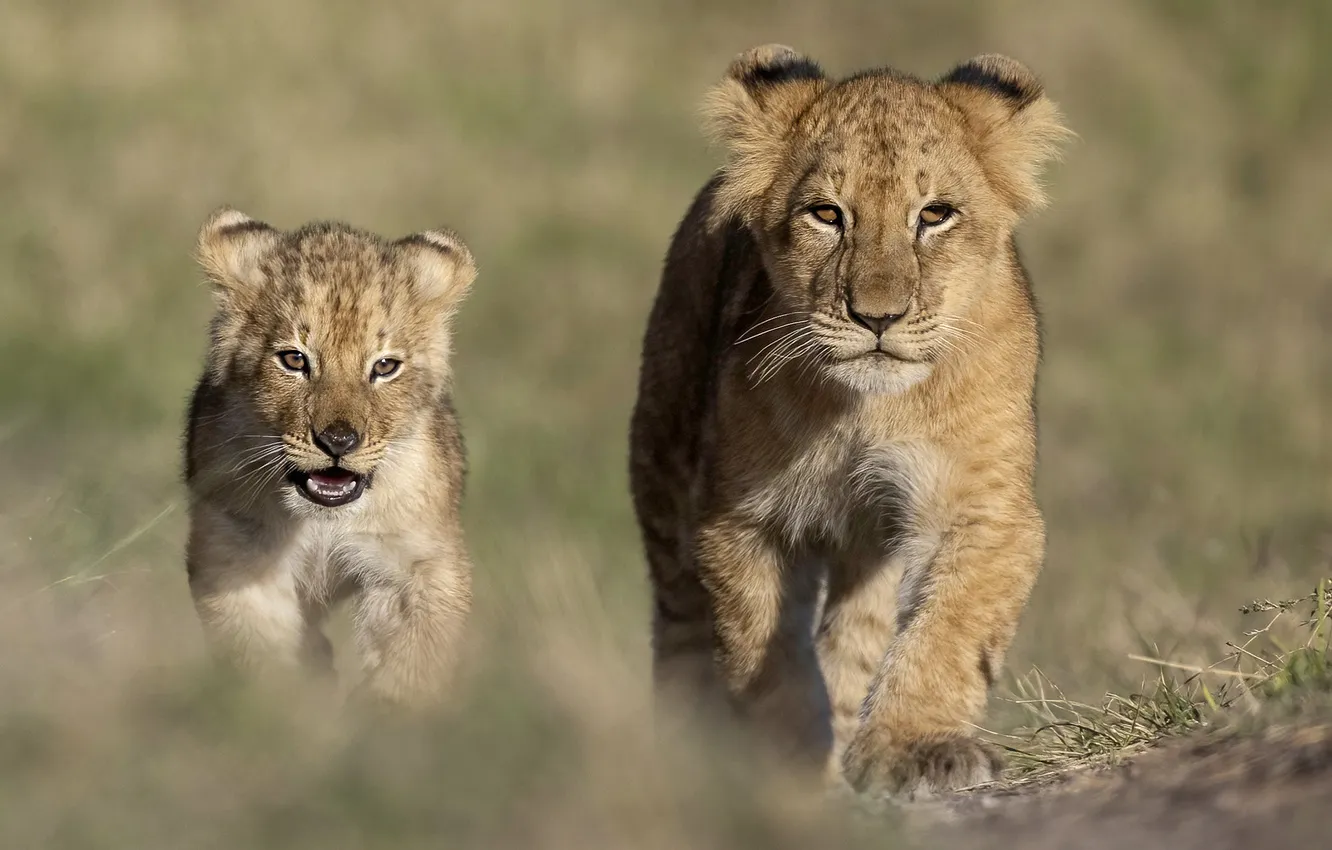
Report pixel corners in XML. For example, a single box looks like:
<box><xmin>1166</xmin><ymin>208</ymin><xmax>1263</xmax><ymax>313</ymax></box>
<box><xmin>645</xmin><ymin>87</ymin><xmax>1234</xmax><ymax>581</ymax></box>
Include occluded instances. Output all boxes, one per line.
<box><xmin>371</xmin><ymin>357</ymin><xmax>402</xmax><ymax>380</ymax></box>
<box><xmin>809</xmin><ymin>204</ymin><xmax>844</xmax><ymax>227</ymax></box>
<box><xmin>276</xmin><ymin>350</ymin><xmax>309</xmax><ymax>374</ymax></box>
<box><xmin>918</xmin><ymin>204</ymin><xmax>956</xmax><ymax>228</ymax></box>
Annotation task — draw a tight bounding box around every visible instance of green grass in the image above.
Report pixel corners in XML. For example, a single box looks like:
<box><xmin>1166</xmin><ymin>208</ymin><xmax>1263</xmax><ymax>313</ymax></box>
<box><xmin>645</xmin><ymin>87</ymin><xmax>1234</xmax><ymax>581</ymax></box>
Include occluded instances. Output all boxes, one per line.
<box><xmin>994</xmin><ymin>579</ymin><xmax>1332</xmax><ymax>786</ymax></box>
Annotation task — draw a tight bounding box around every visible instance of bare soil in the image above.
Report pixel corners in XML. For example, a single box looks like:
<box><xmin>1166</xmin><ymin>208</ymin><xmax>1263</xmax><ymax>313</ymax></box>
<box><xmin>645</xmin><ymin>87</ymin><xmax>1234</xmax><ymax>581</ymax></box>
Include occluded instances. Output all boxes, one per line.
<box><xmin>911</xmin><ymin>715</ymin><xmax>1332</xmax><ymax>850</ymax></box>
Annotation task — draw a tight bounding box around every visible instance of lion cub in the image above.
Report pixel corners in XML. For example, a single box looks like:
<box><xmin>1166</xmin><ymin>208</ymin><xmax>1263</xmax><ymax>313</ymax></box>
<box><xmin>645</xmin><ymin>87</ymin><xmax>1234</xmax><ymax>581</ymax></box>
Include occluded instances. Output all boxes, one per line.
<box><xmin>630</xmin><ymin>46</ymin><xmax>1069</xmax><ymax>797</ymax></box>
<box><xmin>184</xmin><ymin>207</ymin><xmax>476</xmax><ymax>707</ymax></box>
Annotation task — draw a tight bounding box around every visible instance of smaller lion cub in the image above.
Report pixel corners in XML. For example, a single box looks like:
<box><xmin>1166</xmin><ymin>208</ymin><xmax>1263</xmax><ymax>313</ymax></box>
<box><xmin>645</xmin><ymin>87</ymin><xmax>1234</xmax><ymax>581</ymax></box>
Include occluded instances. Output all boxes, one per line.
<box><xmin>183</xmin><ymin>207</ymin><xmax>476</xmax><ymax>707</ymax></box>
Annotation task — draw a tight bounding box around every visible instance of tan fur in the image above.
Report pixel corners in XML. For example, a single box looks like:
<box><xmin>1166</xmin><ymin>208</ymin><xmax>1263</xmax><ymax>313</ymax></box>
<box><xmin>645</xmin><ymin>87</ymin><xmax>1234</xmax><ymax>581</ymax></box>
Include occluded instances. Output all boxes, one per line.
<box><xmin>183</xmin><ymin>207</ymin><xmax>477</xmax><ymax>708</ymax></box>
<box><xmin>629</xmin><ymin>46</ymin><xmax>1069</xmax><ymax>799</ymax></box>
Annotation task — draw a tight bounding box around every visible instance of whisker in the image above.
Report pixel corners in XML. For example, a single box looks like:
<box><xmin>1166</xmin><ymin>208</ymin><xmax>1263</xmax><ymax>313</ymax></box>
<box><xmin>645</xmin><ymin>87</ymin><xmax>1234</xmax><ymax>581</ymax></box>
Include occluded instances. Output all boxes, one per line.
<box><xmin>236</xmin><ymin>468</ymin><xmax>276</xmax><ymax>512</ymax></box>
<box><xmin>793</xmin><ymin>343</ymin><xmax>832</xmax><ymax>384</ymax></box>
<box><xmin>779</xmin><ymin>346</ymin><xmax>821</xmax><ymax>386</ymax></box>
<box><xmin>237</xmin><ymin>456</ymin><xmax>293</xmax><ymax>513</ymax></box>
<box><xmin>748</xmin><ymin>331</ymin><xmax>810</xmax><ymax>384</ymax></box>
<box><xmin>736</xmin><ymin>310</ymin><xmax>807</xmax><ymax>335</ymax></box>
<box><xmin>225</xmin><ymin>444</ymin><xmax>289</xmax><ymax>474</ymax></box>
<box><xmin>745</xmin><ymin>309</ymin><xmax>806</xmax><ymax>326</ymax></box>
<box><xmin>931</xmin><ymin>330</ymin><xmax>966</xmax><ymax>361</ymax></box>
<box><xmin>733</xmin><ymin>319</ymin><xmax>810</xmax><ymax>346</ymax></box>
<box><xmin>232</xmin><ymin>454</ymin><xmax>284</xmax><ymax>490</ymax></box>
<box><xmin>941</xmin><ymin>323</ymin><xmax>985</xmax><ymax>344</ymax></box>
<box><xmin>230</xmin><ymin>440</ymin><xmax>286</xmax><ymax>459</ymax></box>
<box><xmin>196</xmin><ymin>432</ymin><xmax>283</xmax><ymax>455</ymax></box>
<box><xmin>745</xmin><ymin>327</ymin><xmax>809</xmax><ymax>369</ymax></box>
<box><xmin>752</xmin><ymin>334</ymin><xmax>822</xmax><ymax>386</ymax></box>
<box><xmin>951</xmin><ymin>315</ymin><xmax>990</xmax><ymax>331</ymax></box>
<box><xmin>947</xmin><ymin>316</ymin><xmax>995</xmax><ymax>344</ymax></box>
<box><xmin>756</xmin><ymin>349</ymin><xmax>810</xmax><ymax>386</ymax></box>
<box><xmin>189</xmin><ymin>410</ymin><xmax>242</xmax><ymax>427</ymax></box>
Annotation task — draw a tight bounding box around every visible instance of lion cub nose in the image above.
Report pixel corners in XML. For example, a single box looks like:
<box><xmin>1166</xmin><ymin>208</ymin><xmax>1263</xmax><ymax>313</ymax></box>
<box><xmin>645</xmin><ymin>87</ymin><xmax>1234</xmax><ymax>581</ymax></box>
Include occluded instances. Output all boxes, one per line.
<box><xmin>314</xmin><ymin>420</ymin><xmax>361</xmax><ymax>458</ymax></box>
<box><xmin>846</xmin><ymin>300</ymin><xmax>905</xmax><ymax>337</ymax></box>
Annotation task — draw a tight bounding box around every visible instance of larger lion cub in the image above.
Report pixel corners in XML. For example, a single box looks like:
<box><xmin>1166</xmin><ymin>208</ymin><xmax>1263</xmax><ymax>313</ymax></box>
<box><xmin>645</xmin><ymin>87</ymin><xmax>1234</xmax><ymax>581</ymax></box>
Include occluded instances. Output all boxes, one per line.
<box><xmin>184</xmin><ymin>207</ymin><xmax>476</xmax><ymax>707</ymax></box>
<box><xmin>630</xmin><ymin>46</ymin><xmax>1069</xmax><ymax>798</ymax></box>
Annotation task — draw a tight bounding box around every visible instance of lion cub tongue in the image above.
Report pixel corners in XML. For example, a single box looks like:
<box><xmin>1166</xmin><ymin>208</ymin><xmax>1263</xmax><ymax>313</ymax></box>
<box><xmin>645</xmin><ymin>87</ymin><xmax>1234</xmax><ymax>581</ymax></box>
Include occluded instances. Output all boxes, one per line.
<box><xmin>306</xmin><ymin>470</ymin><xmax>357</xmax><ymax>498</ymax></box>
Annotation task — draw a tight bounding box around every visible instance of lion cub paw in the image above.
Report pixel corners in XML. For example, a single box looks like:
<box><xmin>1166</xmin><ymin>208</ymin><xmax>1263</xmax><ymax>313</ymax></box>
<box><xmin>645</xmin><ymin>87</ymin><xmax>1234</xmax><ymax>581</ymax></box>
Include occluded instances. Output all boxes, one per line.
<box><xmin>842</xmin><ymin>730</ymin><xmax>1004</xmax><ymax>802</ymax></box>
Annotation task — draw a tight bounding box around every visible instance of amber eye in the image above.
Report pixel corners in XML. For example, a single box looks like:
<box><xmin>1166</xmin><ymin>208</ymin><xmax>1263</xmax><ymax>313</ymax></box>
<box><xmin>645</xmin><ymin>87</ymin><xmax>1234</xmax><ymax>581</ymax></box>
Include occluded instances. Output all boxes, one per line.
<box><xmin>276</xmin><ymin>350</ymin><xmax>308</xmax><ymax>373</ymax></box>
<box><xmin>809</xmin><ymin>204</ymin><xmax>843</xmax><ymax>227</ymax></box>
<box><xmin>371</xmin><ymin>357</ymin><xmax>402</xmax><ymax>380</ymax></box>
<box><xmin>918</xmin><ymin>203</ymin><xmax>956</xmax><ymax>227</ymax></box>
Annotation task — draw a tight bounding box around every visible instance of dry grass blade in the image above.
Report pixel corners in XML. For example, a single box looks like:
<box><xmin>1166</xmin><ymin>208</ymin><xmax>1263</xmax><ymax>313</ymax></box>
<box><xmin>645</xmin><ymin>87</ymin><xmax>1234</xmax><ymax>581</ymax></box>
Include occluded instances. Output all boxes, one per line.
<box><xmin>995</xmin><ymin>579</ymin><xmax>1332</xmax><ymax>787</ymax></box>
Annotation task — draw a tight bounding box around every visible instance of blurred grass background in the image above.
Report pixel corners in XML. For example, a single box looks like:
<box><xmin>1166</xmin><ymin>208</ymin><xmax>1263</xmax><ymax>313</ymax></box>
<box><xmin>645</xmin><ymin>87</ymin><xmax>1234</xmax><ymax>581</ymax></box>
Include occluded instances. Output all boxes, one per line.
<box><xmin>0</xmin><ymin>0</ymin><xmax>1328</xmax><ymax>846</ymax></box>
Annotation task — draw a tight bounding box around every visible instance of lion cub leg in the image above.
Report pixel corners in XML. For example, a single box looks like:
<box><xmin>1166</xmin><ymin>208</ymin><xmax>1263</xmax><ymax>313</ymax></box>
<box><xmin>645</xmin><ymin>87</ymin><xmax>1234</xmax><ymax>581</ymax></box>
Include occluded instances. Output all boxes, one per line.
<box><xmin>815</xmin><ymin>549</ymin><xmax>901</xmax><ymax>783</ymax></box>
<box><xmin>186</xmin><ymin>506</ymin><xmax>322</xmax><ymax>674</ymax></box>
<box><xmin>841</xmin><ymin>501</ymin><xmax>1044</xmax><ymax>800</ymax></box>
<box><xmin>696</xmin><ymin>517</ymin><xmax>831</xmax><ymax>769</ymax></box>
<box><xmin>352</xmin><ymin>547</ymin><xmax>471</xmax><ymax>708</ymax></box>
<box><xmin>650</xmin><ymin>560</ymin><xmax>725</xmax><ymax>727</ymax></box>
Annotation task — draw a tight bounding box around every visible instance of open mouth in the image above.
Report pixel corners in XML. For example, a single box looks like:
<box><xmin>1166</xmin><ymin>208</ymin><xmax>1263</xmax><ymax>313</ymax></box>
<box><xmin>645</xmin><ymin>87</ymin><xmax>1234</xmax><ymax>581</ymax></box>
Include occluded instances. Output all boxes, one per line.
<box><xmin>287</xmin><ymin>467</ymin><xmax>367</xmax><ymax>507</ymax></box>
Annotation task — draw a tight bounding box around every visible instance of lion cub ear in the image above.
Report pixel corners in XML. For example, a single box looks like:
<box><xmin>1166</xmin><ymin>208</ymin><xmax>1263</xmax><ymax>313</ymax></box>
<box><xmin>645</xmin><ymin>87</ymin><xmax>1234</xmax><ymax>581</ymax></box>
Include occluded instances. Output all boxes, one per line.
<box><xmin>704</xmin><ymin>44</ymin><xmax>828</xmax><ymax>226</ymax></box>
<box><xmin>196</xmin><ymin>206</ymin><xmax>281</xmax><ymax>305</ymax></box>
<box><xmin>395</xmin><ymin>229</ymin><xmax>477</xmax><ymax>313</ymax></box>
<box><xmin>937</xmin><ymin>55</ymin><xmax>1072</xmax><ymax>215</ymax></box>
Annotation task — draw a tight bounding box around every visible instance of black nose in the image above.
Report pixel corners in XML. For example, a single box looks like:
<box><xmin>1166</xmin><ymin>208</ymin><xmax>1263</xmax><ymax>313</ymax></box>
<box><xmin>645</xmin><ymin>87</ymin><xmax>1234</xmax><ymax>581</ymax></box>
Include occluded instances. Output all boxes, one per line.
<box><xmin>314</xmin><ymin>420</ymin><xmax>361</xmax><ymax>458</ymax></box>
<box><xmin>846</xmin><ymin>301</ymin><xmax>905</xmax><ymax>337</ymax></box>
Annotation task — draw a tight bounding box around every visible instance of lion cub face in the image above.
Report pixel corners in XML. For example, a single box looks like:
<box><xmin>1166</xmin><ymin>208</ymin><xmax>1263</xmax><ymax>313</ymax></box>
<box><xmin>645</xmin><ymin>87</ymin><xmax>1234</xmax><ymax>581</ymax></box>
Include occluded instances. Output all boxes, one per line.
<box><xmin>706</xmin><ymin>47</ymin><xmax>1068</xmax><ymax>394</ymax></box>
<box><xmin>196</xmin><ymin>209</ymin><xmax>475</xmax><ymax>510</ymax></box>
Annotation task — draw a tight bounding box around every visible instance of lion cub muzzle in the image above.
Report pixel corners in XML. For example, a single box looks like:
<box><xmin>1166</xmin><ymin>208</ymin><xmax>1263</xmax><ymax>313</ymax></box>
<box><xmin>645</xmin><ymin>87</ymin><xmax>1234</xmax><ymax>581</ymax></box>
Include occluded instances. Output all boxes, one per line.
<box><xmin>288</xmin><ymin>419</ymin><xmax>369</xmax><ymax>508</ymax></box>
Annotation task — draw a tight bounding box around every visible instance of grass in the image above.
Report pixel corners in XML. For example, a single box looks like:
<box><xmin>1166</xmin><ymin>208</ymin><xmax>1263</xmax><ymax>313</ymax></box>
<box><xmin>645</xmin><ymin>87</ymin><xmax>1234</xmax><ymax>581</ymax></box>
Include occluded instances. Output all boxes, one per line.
<box><xmin>997</xmin><ymin>671</ymin><xmax>1207</xmax><ymax>785</ymax></box>
<box><xmin>993</xmin><ymin>579</ymin><xmax>1332</xmax><ymax>787</ymax></box>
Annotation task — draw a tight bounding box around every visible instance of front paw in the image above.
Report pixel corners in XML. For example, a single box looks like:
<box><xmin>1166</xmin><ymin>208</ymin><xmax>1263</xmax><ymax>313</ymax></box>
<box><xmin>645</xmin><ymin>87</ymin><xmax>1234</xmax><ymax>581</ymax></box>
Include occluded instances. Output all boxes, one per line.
<box><xmin>842</xmin><ymin>729</ymin><xmax>1003</xmax><ymax>801</ymax></box>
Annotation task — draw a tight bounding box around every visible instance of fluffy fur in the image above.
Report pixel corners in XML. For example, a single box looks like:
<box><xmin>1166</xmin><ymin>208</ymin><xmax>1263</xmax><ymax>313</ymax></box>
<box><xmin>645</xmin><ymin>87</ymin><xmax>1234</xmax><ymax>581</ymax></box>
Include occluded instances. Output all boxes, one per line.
<box><xmin>183</xmin><ymin>207</ymin><xmax>476</xmax><ymax>707</ymax></box>
<box><xmin>630</xmin><ymin>45</ymin><xmax>1069</xmax><ymax>798</ymax></box>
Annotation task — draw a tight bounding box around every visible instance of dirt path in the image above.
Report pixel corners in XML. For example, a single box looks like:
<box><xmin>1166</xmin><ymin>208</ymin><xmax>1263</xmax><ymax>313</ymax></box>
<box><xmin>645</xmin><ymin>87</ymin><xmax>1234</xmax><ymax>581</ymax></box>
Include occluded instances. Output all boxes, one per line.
<box><xmin>905</xmin><ymin>717</ymin><xmax>1332</xmax><ymax>849</ymax></box>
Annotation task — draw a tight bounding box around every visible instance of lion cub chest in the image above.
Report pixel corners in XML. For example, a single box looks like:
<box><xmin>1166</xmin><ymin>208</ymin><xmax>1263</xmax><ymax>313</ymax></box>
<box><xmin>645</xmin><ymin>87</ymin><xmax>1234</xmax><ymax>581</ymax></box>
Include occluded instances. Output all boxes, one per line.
<box><xmin>281</xmin><ymin>516</ymin><xmax>400</xmax><ymax>599</ymax></box>
<box><xmin>737</xmin><ymin>431</ymin><xmax>950</xmax><ymax>551</ymax></box>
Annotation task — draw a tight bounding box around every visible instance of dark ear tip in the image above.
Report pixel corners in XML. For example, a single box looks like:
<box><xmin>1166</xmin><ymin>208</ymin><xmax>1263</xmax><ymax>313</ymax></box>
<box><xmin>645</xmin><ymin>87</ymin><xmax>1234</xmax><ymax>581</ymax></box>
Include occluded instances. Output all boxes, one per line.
<box><xmin>199</xmin><ymin>206</ymin><xmax>275</xmax><ymax>244</ymax></box>
<box><xmin>940</xmin><ymin>54</ymin><xmax>1043</xmax><ymax>106</ymax></box>
<box><xmin>726</xmin><ymin>44</ymin><xmax>824</xmax><ymax>89</ymax></box>
<box><xmin>398</xmin><ymin>229</ymin><xmax>475</xmax><ymax>269</ymax></box>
